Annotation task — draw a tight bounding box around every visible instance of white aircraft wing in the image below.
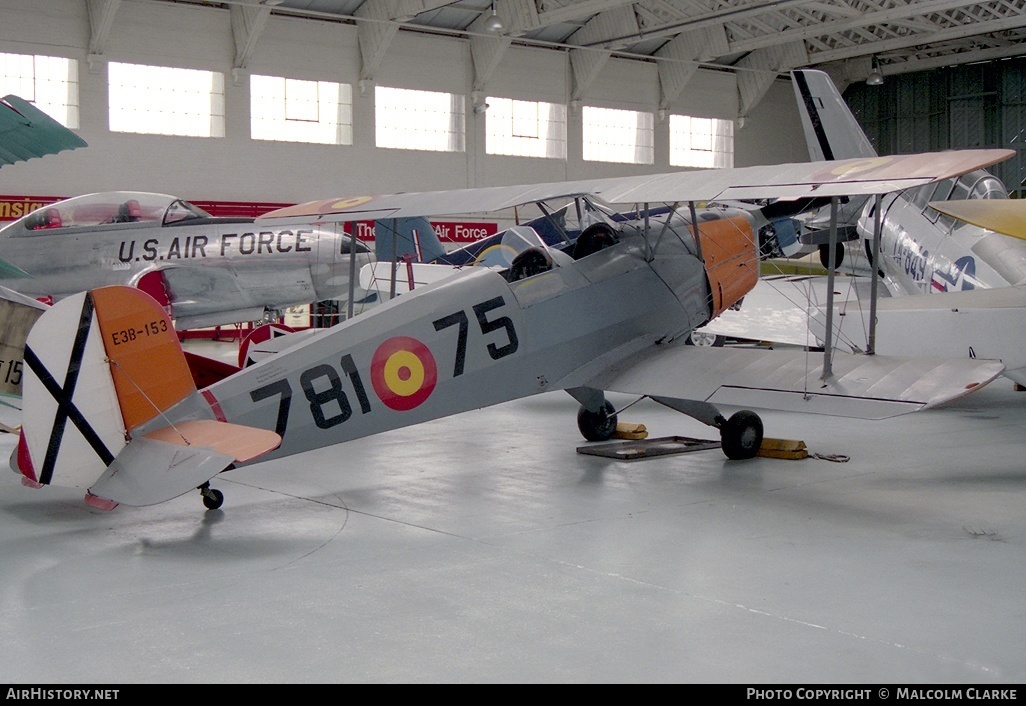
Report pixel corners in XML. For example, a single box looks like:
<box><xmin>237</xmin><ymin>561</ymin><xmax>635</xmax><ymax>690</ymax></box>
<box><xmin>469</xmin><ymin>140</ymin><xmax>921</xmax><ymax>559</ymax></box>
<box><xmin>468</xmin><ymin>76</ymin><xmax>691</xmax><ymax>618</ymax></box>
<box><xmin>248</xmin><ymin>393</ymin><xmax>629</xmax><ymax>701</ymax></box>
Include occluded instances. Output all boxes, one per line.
<box><xmin>579</xmin><ymin>345</ymin><xmax>1003</xmax><ymax>420</ymax></box>
<box><xmin>261</xmin><ymin>149</ymin><xmax>1013</xmax><ymax>224</ymax></box>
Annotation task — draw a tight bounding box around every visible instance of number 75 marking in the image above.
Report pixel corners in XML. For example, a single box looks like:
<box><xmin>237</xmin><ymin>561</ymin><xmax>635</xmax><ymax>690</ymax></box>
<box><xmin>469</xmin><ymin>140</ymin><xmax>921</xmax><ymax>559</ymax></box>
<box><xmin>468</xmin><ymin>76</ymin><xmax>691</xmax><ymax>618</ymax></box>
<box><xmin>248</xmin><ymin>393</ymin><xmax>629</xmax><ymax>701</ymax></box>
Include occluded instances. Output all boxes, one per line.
<box><xmin>432</xmin><ymin>296</ymin><xmax>519</xmax><ymax>377</ymax></box>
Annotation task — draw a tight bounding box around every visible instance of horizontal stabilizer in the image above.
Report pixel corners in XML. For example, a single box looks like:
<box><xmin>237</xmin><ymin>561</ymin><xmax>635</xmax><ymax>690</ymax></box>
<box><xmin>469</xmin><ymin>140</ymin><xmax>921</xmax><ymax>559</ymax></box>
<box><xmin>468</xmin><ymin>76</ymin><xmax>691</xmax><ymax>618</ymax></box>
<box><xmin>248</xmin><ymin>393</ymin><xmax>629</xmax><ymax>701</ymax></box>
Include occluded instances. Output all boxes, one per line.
<box><xmin>89</xmin><ymin>420</ymin><xmax>280</xmax><ymax>507</ymax></box>
<box><xmin>585</xmin><ymin>346</ymin><xmax>1003</xmax><ymax>420</ymax></box>
<box><xmin>143</xmin><ymin>419</ymin><xmax>280</xmax><ymax>462</ymax></box>
<box><xmin>89</xmin><ymin>437</ymin><xmax>236</xmax><ymax>507</ymax></box>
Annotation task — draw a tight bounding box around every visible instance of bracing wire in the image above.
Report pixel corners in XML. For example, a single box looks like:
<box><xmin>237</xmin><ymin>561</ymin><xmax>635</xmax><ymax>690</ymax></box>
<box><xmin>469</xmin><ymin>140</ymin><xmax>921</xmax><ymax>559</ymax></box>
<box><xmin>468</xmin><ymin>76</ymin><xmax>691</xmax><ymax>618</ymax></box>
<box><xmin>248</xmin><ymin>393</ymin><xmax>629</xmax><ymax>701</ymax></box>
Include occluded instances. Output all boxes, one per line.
<box><xmin>106</xmin><ymin>357</ymin><xmax>192</xmax><ymax>445</ymax></box>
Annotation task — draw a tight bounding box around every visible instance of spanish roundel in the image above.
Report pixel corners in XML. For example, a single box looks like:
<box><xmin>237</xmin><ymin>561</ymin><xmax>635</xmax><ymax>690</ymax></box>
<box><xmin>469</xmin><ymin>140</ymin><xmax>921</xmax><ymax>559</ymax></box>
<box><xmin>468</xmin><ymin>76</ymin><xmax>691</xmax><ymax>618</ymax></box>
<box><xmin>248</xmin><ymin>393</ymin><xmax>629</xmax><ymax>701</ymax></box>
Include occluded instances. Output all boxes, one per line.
<box><xmin>370</xmin><ymin>336</ymin><xmax>438</xmax><ymax>411</ymax></box>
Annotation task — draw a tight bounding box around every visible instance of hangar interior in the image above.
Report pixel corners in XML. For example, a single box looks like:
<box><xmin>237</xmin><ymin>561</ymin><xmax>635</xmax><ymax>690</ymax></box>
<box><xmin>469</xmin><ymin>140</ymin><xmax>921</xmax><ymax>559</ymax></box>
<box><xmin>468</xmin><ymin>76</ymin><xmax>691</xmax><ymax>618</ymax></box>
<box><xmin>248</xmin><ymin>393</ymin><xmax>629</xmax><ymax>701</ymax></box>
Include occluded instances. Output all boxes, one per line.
<box><xmin>1</xmin><ymin>0</ymin><xmax>1026</xmax><ymax>684</ymax></box>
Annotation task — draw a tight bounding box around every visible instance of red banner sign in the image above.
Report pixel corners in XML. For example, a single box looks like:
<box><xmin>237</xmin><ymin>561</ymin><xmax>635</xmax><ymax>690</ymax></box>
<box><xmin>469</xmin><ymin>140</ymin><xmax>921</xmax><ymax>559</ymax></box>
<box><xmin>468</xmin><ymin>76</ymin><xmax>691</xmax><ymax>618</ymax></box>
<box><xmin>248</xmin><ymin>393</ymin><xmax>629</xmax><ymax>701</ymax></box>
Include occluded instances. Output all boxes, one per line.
<box><xmin>348</xmin><ymin>220</ymin><xmax>498</xmax><ymax>243</ymax></box>
<box><xmin>0</xmin><ymin>196</ymin><xmax>63</xmax><ymax>221</ymax></box>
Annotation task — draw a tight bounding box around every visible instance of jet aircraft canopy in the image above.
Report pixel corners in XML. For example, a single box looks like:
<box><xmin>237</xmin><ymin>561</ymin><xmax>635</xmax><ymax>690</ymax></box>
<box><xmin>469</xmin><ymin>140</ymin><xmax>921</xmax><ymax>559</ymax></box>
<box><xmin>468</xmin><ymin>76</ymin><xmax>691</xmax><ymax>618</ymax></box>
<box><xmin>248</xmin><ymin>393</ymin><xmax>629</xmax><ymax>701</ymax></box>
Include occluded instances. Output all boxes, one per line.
<box><xmin>3</xmin><ymin>192</ymin><xmax>212</xmax><ymax>236</ymax></box>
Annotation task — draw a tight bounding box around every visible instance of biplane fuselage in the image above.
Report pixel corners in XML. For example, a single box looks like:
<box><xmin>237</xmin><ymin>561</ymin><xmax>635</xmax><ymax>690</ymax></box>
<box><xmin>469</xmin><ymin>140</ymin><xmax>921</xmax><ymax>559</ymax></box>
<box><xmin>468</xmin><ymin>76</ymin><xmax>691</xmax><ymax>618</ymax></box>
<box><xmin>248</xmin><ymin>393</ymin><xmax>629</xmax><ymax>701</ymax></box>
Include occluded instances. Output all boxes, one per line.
<box><xmin>148</xmin><ymin>222</ymin><xmax>729</xmax><ymax>461</ymax></box>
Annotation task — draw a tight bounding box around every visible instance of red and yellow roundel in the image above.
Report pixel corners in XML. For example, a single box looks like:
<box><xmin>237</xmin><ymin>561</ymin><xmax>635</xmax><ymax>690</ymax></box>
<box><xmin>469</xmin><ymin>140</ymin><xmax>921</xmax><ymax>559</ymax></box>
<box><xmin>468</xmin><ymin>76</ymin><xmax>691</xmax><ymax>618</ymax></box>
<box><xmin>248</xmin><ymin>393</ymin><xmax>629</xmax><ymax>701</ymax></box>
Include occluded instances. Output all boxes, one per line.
<box><xmin>326</xmin><ymin>195</ymin><xmax>375</xmax><ymax>212</ymax></box>
<box><xmin>370</xmin><ymin>336</ymin><xmax>438</xmax><ymax>411</ymax></box>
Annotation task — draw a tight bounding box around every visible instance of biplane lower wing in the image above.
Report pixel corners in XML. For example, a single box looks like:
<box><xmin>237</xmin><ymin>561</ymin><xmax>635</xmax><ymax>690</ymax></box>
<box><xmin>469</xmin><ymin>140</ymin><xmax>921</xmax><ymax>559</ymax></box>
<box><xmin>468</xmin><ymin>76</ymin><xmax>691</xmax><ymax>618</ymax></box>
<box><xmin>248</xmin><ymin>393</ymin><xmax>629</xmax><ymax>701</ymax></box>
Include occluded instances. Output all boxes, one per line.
<box><xmin>581</xmin><ymin>345</ymin><xmax>1003</xmax><ymax>420</ymax></box>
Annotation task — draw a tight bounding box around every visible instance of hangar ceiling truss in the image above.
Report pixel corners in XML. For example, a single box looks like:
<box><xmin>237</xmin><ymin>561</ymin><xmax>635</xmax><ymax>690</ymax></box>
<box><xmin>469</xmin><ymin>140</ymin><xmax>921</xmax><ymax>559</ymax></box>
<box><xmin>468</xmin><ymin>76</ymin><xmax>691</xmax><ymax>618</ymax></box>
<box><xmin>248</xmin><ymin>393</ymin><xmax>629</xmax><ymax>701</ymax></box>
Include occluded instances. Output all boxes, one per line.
<box><xmin>102</xmin><ymin>1</ymin><xmax>1026</xmax><ymax>115</ymax></box>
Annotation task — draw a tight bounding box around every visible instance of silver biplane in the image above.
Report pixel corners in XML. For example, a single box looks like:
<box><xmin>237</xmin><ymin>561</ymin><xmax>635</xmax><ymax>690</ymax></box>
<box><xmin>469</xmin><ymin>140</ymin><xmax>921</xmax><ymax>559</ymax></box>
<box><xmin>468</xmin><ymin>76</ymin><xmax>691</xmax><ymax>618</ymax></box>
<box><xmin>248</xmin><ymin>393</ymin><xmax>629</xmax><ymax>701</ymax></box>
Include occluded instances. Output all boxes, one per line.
<box><xmin>703</xmin><ymin>70</ymin><xmax>1026</xmax><ymax>386</ymax></box>
<box><xmin>12</xmin><ymin>148</ymin><xmax>1011</xmax><ymax>511</ymax></box>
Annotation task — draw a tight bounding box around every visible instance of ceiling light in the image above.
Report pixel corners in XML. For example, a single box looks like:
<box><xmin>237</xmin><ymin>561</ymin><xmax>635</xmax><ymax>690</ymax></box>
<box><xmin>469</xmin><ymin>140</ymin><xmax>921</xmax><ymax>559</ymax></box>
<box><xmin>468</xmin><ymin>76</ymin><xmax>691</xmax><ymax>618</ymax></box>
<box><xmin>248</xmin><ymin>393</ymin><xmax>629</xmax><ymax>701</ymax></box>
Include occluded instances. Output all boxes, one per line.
<box><xmin>867</xmin><ymin>56</ymin><xmax>884</xmax><ymax>86</ymax></box>
<box><xmin>484</xmin><ymin>1</ymin><xmax>505</xmax><ymax>33</ymax></box>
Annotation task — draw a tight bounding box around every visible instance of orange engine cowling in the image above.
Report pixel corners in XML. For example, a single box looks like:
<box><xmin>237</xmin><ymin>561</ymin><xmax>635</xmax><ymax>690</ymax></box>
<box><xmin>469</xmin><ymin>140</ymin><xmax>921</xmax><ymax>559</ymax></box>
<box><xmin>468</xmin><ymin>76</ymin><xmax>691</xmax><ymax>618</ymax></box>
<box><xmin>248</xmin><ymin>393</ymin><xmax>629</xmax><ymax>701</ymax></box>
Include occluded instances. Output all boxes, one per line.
<box><xmin>696</xmin><ymin>214</ymin><xmax>759</xmax><ymax>319</ymax></box>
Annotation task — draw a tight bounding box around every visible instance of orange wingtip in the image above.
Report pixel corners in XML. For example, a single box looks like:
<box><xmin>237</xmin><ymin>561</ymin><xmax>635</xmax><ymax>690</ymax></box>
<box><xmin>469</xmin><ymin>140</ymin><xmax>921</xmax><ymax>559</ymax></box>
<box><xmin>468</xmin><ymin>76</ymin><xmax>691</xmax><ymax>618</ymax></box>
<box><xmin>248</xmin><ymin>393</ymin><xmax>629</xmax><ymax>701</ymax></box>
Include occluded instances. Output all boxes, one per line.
<box><xmin>144</xmin><ymin>419</ymin><xmax>281</xmax><ymax>463</ymax></box>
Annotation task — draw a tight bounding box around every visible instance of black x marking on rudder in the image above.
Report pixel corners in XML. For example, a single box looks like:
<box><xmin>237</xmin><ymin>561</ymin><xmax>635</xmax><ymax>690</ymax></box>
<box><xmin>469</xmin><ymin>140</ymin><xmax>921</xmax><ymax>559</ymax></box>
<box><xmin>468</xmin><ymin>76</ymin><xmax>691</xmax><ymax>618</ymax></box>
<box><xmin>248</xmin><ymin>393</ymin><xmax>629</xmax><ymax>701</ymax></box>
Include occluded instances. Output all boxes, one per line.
<box><xmin>23</xmin><ymin>294</ymin><xmax>116</xmax><ymax>485</ymax></box>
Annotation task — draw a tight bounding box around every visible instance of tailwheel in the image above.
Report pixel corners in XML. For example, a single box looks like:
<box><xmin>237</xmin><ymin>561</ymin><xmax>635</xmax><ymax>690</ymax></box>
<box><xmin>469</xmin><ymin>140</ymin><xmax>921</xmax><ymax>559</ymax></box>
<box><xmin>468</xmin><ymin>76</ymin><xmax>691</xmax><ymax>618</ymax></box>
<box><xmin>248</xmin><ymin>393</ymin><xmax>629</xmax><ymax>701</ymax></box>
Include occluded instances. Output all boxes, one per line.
<box><xmin>577</xmin><ymin>400</ymin><xmax>618</xmax><ymax>442</ymax></box>
<box><xmin>719</xmin><ymin>410</ymin><xmax>763</xmax><ymax>460</ymax></box>
<box><xmin>199</xmin><ymin>482</ymin><xmax>224</xmax><ymax>510</ymax></box>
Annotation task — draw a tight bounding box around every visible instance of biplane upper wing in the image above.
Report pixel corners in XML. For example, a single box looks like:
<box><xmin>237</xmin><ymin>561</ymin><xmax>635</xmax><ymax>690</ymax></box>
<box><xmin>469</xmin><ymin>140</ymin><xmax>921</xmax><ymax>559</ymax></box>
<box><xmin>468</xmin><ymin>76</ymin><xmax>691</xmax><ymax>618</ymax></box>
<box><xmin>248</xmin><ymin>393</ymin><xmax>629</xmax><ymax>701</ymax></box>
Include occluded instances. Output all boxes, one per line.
<box><xmin>262</xmin><ymin>149</ymin><xmax>1014</xmax><ymax>224</ymax></box>
<box><xmin>257</xmin><ymin>148</ymin><xmax>1013</xmax><ymax>424</ymax></box>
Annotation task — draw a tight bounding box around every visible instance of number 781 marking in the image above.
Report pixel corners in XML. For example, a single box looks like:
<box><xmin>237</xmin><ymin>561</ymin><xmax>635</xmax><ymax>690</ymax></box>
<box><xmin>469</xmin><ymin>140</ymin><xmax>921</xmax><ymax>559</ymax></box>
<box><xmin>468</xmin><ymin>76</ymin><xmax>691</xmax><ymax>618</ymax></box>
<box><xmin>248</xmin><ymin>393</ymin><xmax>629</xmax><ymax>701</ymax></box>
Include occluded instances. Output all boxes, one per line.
<box><xmin>248</xmin><ymin>296</ymin><xmax>520</xmax><ymax>435</ymax></box>
<box><xmin>432</xmin><ymin>296</ymin><xmax>519</xmax><ymax>377</ymax></box>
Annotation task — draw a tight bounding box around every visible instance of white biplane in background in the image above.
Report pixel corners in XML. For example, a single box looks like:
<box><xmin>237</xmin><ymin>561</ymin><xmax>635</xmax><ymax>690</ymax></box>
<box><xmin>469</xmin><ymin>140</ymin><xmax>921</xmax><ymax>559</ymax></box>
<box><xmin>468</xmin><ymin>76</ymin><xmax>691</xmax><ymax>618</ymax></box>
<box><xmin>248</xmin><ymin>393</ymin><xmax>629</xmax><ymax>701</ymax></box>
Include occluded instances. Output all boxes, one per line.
<box><xmin>702</xmin><ymin>69</ymin><xmax>1026</xmax><ymax>387</ymax></box>
<box><xmin>12</xmin><ymin>148</ymin><xmax>1011</xmax><ymax>512</ymax></box>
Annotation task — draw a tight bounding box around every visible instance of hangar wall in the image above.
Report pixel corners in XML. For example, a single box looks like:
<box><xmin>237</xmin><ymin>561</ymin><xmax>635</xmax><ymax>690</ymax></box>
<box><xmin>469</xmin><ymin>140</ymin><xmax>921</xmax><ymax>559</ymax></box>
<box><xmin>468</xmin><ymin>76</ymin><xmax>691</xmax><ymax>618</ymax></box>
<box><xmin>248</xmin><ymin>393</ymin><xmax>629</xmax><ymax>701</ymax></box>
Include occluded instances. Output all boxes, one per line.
<box><xmin>843</xmin><ymin>58</ymin><xmax>1026</xmax><ymax>199</ymax></box>
<box><xmin>0</xmin><ymin>0</ymin><xmax>808</xmax><ymax>205</ymax></box>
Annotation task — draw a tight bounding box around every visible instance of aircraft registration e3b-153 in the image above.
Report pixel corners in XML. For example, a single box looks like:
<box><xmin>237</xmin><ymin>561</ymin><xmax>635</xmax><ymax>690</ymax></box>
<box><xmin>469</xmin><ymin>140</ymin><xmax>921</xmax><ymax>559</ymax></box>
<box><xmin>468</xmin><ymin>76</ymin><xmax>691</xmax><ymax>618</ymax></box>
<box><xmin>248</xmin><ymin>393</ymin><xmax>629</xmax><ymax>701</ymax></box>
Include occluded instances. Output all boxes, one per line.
<box><xmin>11</xmin><ymin>148</ymin><xmax>1013</xmax><ymax>512</ymax></box>
<box><xmin>0</xmin><ymin>191</ymin><xmax>372</xmax><ymax>331</ymax></box>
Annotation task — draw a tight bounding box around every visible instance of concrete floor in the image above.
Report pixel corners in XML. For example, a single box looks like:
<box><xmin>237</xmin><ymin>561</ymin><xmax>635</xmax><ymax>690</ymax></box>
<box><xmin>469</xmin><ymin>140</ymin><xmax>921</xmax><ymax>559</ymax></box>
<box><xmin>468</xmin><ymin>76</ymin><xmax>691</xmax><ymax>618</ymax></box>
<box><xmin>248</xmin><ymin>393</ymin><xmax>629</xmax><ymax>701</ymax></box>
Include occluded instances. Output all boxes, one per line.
<box><xmin>1</xmin><ymin>338</ymin><xmax>1025</xmax><ymax>683</ymax></box>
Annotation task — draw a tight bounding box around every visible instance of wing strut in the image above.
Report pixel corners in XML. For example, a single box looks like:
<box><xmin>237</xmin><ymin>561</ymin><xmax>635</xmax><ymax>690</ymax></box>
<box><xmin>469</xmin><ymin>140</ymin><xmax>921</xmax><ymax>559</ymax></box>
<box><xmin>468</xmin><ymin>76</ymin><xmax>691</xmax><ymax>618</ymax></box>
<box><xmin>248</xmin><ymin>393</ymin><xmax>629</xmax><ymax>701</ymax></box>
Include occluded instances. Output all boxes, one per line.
<box><xmin>867</xmin><ymin>194</ymin><xmax>883</xmax><ymax>354</ymax></box>
<box><xmin>347</xmin><ymin>222</ymin><xmax>357</xmax><ymax>320</ymax></box>
<box><xmin>821</xmin><ymin>197</ymin><xmax>839</xmax><ymax>379</ymax></box>
<box><xmin>688</xmin><ymin>201</ymin><xmax>704</xmax><ymax>263</ymax></box>
<box><xmin>822</xmin><ymin>192</ymin><xmax>884</xmax><ymax>373</ymax></box>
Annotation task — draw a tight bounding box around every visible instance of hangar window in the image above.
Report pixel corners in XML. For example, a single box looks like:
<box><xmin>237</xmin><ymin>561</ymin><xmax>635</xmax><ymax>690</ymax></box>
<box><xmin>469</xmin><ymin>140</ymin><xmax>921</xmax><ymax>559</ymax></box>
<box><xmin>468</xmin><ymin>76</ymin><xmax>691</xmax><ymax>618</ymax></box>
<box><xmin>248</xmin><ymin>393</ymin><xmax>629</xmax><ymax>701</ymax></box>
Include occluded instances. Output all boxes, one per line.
<box><xmin>251</xmin><ymin>75</ymin><xmax>352</xmax><ymax>145</ymax></box>
<box><xmin>108</xmin><ymin>62</ymin><xmax>224</xmax><ymax>138</ymax></box>
<box><xmin>486</xmin><ymin>98</ymin><xmax>566</xmax><ymax>159</ymax></box>
<box><xmin>582</xmin><ymin>106</ymin><xmax>654</xmax><ymax>164</ymax></box>
<box><xmin>0</xmin><ymin>52</ymin><xmax>79</xmax><ymax>128</ymax></box>
<box><xmin>376</xmin><ymin>86</ymin><xmax>465</xmax><ymax>152</ymax></box>
<box><xmin>669</xmin><ymin>115</ymin><xmax>733</xmax><ymax>168</ymax></box>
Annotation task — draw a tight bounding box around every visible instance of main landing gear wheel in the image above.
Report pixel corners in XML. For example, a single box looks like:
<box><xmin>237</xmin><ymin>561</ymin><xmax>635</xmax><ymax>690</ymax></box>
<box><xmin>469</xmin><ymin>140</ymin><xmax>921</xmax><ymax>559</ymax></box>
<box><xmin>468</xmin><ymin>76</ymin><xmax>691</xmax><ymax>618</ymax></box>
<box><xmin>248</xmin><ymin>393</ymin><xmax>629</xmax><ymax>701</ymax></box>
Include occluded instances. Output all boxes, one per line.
<box><xmin>686</xmin><ymin>331</ymin><xmax>725</xmax><ymax>347</ymax></box>
<box><xmin>199</xmin><ymin>482</ymin><xmax>224</xmax><ymax>510</ymax></box>
<box><xmin>578</xmin><ymin>401</ymin><xmax>618</xmax><ymax>442</ymax></box>
<box><xmin>719</xmin><ymin>410</ymin><xmax>764</xmax><ymax>460</ymax></box>
<box><xmin>819</xmin><ymin>242</ymin><xmax>844</xmax><ymax>270</ymax></box>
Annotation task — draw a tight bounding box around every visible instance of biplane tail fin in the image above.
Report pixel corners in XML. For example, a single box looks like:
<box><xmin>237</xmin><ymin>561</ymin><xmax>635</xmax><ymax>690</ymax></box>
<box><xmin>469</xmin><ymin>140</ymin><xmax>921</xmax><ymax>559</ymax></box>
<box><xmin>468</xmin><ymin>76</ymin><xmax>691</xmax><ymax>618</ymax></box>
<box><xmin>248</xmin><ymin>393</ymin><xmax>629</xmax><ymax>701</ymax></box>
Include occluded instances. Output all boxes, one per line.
<box><xmin>374</xmin><ymin>216</ymin><xmax>446</xmax><ymax>264</ymax></box>
<box><xmin>14</xmin><ymin>286</ymin><xmax>279</xmax><ymax>509</ymax></box>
